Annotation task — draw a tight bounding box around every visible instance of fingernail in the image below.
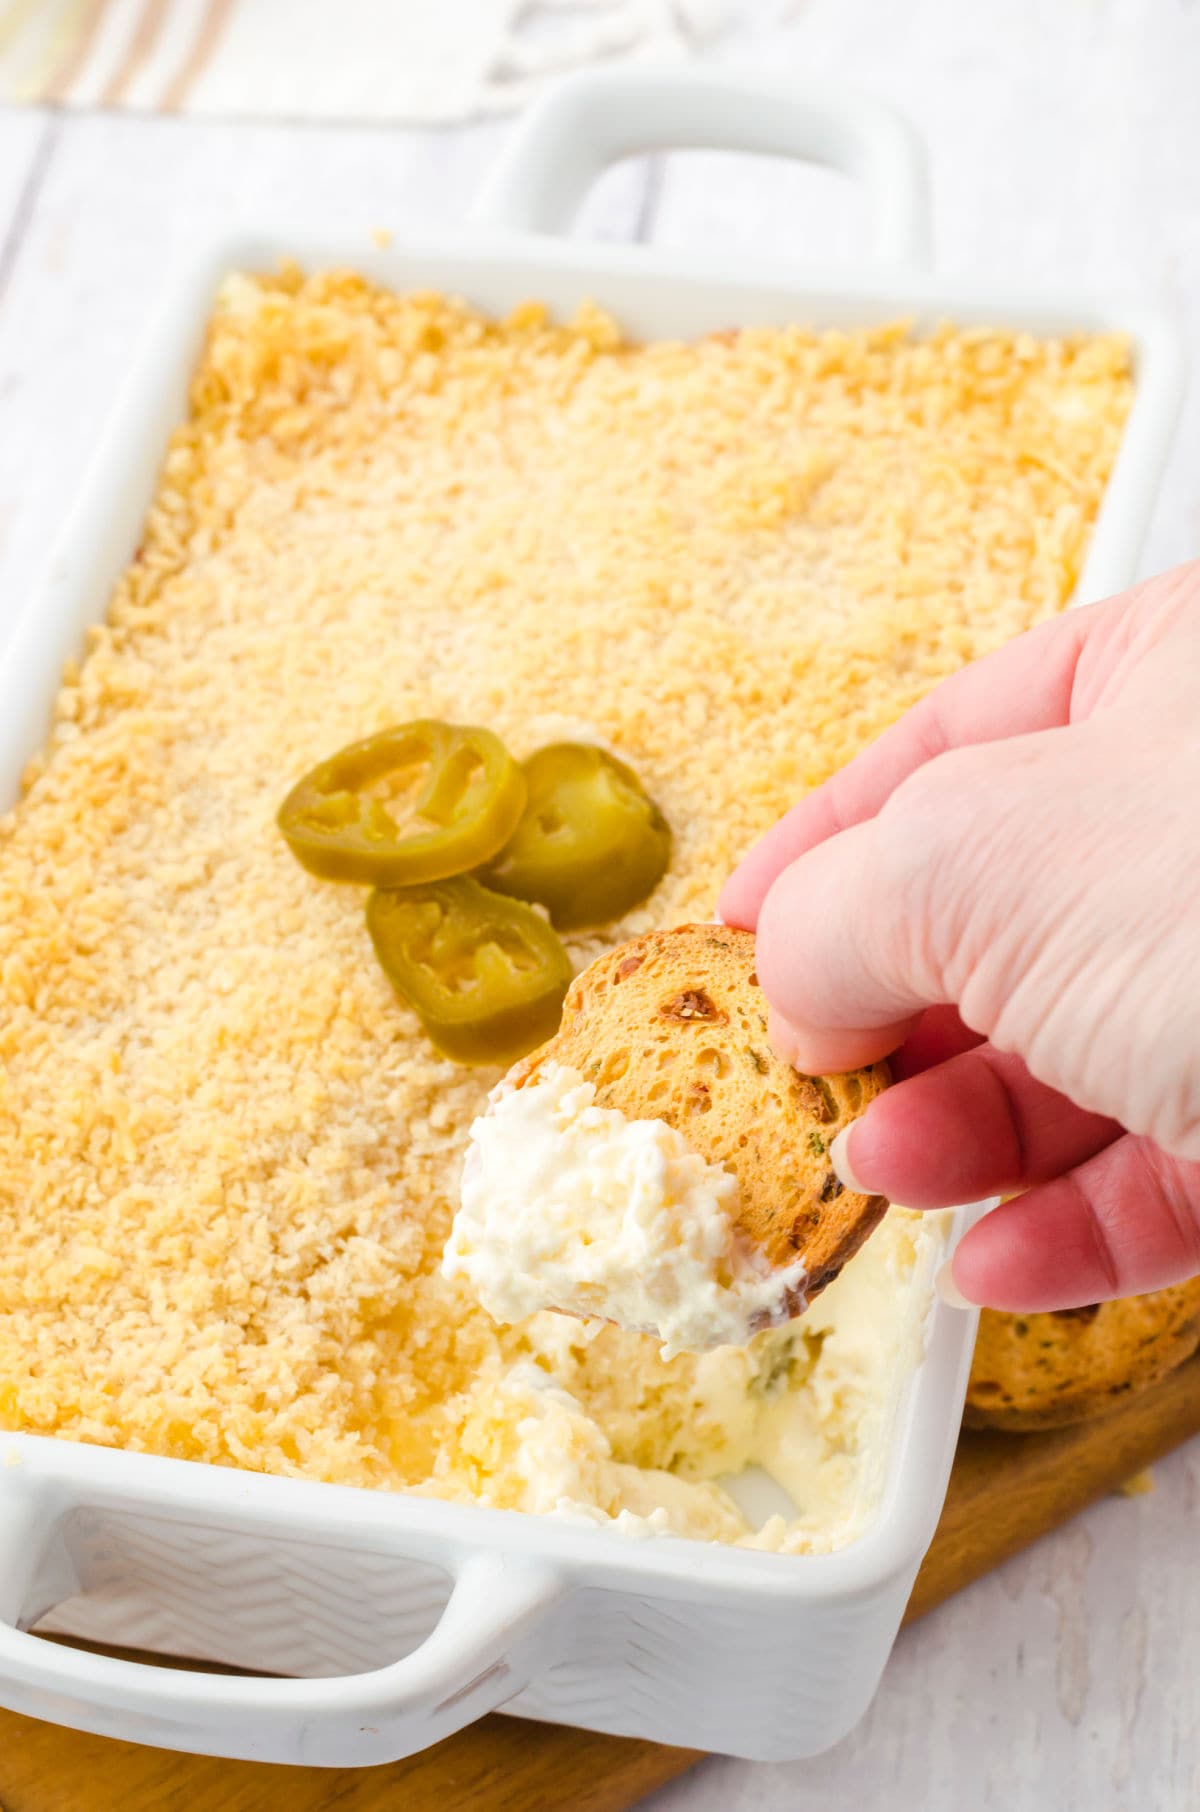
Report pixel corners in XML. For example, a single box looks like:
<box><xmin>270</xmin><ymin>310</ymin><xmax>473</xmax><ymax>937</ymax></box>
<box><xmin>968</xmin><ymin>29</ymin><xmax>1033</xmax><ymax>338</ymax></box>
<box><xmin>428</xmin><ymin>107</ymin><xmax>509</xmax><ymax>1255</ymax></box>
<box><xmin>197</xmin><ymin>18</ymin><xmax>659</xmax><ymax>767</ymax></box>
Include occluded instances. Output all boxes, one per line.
<box><xmin>829</xmin><ymin>1123</ymin><xmax>868</xmax><ymax>1193</ymax></box>
<box><xmin>935</xmin><ymin>1257</ymin><xmax>977</xmax><ymax>1311</ymax></box>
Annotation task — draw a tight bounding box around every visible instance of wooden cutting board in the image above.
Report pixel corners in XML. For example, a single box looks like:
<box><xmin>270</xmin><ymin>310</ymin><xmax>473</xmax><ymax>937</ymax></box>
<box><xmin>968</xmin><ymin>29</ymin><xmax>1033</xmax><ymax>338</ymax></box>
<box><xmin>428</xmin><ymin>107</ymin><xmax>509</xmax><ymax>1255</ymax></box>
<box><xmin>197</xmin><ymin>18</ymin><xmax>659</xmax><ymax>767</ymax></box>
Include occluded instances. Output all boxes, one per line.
<box><xmin>4</xmin><ymin>1354</ymin><xmax>1200</xmax><ymax>1812</ymax></box>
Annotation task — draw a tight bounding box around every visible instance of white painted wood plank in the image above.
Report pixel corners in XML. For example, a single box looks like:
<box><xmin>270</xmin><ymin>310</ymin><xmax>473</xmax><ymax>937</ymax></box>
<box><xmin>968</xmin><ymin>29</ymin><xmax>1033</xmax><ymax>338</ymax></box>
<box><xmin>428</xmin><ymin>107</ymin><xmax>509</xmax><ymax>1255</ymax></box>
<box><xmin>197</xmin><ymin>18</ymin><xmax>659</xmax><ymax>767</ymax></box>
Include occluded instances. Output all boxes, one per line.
<box><xmin>0</xmin><ymin>109</ymin><xmax>45</xmax><ymax>223</ymax></box>
<box><xmin>0</xmin><ymin>108</ymin><xmax>649</xmax><ymax>644</ymax></box>
<box><xmin>0</xmin><ymin>107</ymin><xmax>50</xmax><ymax>288</ymax></box>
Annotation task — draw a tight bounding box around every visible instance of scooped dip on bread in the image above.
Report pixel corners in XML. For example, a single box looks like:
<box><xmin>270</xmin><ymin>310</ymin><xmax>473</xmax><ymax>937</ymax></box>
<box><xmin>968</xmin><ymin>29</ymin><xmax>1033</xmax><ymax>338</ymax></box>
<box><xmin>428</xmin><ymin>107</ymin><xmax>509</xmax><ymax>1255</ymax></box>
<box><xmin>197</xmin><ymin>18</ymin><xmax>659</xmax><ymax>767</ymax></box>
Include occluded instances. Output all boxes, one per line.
<box><xmin>446</xmin><ymin>1060</ymin><xmax>806</xmax><ymax>1355</ymax></box>
<box><xmin>443</xmin><ymin>924</ymin><xmax>890</xmax><ymax>1354</ymax></box>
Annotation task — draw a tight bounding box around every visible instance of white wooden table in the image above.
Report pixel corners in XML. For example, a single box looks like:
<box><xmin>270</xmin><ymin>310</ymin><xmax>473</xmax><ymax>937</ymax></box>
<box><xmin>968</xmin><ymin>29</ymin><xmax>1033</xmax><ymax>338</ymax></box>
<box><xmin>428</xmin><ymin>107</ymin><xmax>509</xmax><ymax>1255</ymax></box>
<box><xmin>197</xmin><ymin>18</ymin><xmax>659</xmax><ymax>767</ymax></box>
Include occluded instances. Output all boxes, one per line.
<box><xmin>0</xmin><ymin>2</ymin><xmax>1197</xmax><ymax>1806</ymax></box>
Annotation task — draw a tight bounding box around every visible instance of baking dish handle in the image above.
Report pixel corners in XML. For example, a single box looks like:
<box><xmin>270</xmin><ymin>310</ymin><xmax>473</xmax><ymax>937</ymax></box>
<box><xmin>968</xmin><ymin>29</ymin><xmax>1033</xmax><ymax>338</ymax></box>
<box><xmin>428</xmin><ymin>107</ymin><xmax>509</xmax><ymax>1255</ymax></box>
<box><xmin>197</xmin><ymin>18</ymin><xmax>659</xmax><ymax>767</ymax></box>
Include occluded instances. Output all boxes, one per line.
<box><xmin>0</xmin><ymin>1483</ymin><xmax>565</xmax><ymax>1766</ymax></box>
<box><xmin>473</xmin><ymin>64</ymin><xmax>931</xmax><ymax>269</ymax></box>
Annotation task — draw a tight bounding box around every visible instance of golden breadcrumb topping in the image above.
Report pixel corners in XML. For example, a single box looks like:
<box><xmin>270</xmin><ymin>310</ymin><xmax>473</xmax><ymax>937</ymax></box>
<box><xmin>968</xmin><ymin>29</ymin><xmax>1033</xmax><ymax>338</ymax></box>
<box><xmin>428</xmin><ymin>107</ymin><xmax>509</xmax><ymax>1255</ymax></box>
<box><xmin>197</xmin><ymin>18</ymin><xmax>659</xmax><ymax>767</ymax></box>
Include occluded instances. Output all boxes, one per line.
<box><xmin>0</xmin><ymin>268</ymin><xmax>1131</xmax><ymax>1546</ymax></box>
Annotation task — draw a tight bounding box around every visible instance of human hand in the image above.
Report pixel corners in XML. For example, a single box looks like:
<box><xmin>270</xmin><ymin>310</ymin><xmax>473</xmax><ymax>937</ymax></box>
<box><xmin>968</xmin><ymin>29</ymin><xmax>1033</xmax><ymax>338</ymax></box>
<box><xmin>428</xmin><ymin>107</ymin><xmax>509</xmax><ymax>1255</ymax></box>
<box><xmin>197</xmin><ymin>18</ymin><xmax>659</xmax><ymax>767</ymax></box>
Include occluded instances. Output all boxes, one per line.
<box><xmin>719</xmin><ymin>562</ymin><xmax>1200</xmax><ymax>1312</ymax></box>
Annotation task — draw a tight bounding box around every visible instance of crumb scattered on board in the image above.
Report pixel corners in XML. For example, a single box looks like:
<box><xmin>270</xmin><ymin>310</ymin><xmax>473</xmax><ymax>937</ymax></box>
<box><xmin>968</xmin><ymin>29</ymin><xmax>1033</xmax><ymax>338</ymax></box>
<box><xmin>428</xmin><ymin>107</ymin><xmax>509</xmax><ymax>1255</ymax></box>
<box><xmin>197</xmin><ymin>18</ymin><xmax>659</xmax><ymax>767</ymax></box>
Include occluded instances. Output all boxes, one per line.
<box><xmin>1114</xmin><ymin>1469</ymin><xmax>1156</xmax><ymax>1497</ymax></box>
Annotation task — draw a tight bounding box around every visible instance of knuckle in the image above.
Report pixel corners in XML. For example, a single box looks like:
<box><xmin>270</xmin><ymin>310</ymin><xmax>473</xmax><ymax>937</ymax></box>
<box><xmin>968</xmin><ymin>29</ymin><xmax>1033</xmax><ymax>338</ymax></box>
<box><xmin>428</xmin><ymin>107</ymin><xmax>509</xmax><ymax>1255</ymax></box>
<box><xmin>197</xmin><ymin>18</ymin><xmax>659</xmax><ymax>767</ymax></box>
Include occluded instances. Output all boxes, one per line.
<box><xmin>1143</xmin><ymin>1148</ymin><xmax>1200</xmax><ymax>1271</ymax></box>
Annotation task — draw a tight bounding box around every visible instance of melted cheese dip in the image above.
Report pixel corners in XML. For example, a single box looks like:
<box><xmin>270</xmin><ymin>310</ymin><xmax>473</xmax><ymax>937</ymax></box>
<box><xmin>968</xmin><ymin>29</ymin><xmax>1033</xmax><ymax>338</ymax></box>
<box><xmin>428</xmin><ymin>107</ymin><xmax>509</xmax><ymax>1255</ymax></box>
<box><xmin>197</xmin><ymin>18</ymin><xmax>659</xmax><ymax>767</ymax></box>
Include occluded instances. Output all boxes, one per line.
<box><xmin>444</xmin><ymin>1063</ymin><xmax>807</xmax><ymax>1358</ymax></box>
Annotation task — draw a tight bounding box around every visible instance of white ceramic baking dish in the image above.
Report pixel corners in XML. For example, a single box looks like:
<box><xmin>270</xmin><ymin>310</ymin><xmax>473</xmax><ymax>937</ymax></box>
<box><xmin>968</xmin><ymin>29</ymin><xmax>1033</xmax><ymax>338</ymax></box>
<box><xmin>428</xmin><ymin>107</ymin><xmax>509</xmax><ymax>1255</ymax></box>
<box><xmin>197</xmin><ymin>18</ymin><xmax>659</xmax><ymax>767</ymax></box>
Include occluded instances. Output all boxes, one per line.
<box><xmin>0</xmin><ymin>66</ymin><xmax>1182</xmax><ymax>1769</ymax></box>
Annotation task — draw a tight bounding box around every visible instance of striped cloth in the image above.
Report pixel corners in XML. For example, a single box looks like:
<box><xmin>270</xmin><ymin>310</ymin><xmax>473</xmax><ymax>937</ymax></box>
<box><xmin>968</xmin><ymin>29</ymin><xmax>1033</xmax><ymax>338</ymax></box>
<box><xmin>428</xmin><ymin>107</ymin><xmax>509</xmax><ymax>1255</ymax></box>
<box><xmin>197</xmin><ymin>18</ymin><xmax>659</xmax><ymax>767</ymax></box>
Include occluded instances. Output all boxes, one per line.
<box><xmin>0</xmin><ymin>0</ymin><xmax>727</xmax><ymax>122</ymax></box>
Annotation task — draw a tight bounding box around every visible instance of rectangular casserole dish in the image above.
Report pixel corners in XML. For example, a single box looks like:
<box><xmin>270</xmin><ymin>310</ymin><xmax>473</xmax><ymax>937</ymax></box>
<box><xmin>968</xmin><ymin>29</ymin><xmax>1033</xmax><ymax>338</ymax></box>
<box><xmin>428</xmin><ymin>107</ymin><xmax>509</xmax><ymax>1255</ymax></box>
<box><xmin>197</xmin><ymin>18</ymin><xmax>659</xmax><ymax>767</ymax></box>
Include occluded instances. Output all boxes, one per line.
<box><xmin>0</xmin><ymin>65</ymin><xmax>1182</xmax><ymax>1768</ymax></box>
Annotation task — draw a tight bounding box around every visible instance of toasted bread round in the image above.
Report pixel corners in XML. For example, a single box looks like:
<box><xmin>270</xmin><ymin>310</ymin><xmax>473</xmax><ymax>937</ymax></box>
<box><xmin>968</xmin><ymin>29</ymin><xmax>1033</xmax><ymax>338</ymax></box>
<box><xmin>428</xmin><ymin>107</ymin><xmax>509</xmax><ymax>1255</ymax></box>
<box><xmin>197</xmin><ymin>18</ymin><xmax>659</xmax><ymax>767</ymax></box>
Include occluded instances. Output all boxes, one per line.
<box><xmin>965</xmin><ymin>1280</ymin><xmax>1200</xmax><ymax>1431</ymax></box>
<box><xmin>510</xmin><ymin>923</ymin><xmax>890</xmax><ymax>1303</ymax></box>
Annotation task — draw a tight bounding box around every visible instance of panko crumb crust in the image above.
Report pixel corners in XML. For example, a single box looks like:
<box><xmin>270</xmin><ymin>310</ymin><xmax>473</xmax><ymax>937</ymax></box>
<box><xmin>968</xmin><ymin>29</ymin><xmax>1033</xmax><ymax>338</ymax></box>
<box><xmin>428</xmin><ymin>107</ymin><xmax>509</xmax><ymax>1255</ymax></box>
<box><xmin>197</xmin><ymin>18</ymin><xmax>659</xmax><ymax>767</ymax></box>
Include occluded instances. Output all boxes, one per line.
<box><xmin>0</xmin><ymin>264</ymin><xmax>1131</xmax><ymax>1508</ymax></box>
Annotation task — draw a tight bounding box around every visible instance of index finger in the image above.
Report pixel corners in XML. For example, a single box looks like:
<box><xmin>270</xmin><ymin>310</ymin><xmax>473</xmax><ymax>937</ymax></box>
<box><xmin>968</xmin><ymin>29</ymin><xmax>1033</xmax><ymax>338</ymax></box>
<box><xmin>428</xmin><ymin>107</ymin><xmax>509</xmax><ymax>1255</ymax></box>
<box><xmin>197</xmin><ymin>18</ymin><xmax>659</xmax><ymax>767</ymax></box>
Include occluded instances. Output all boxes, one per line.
<box><xmin>719</xmin><ymin>602</ymin><xmax>1093</xmax><ymax>929</ymax></box>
